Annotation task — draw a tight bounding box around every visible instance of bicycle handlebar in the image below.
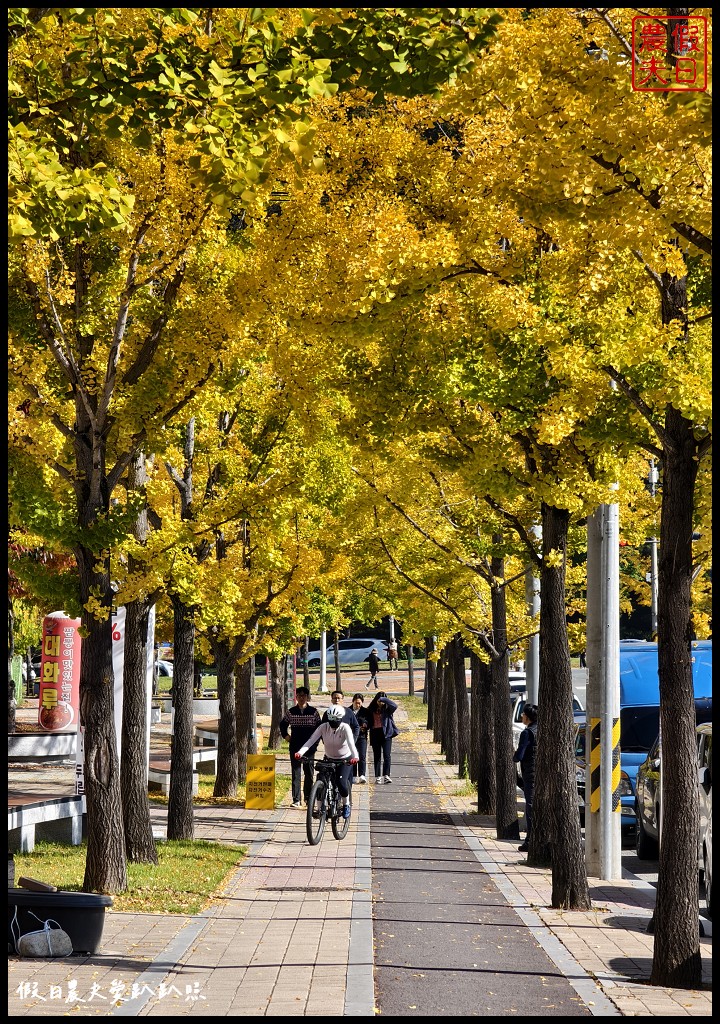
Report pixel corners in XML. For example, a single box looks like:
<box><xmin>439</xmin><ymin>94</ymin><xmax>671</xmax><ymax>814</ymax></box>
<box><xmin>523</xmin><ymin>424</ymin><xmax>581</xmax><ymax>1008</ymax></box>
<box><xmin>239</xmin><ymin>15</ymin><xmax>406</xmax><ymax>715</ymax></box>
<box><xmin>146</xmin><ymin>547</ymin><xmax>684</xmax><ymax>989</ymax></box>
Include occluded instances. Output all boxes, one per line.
<box><xmin>297</xmin><ymin>756</ymin><xmax>354</xmax><ymax>766</ymax></box>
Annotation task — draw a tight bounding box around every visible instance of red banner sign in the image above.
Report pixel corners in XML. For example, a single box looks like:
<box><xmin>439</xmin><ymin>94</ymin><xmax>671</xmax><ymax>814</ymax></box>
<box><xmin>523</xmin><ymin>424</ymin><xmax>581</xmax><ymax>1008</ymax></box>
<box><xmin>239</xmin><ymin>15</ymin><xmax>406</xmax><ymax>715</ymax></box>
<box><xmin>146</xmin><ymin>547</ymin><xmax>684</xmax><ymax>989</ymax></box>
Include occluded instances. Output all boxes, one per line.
<box><xmin>37</xmin><ymin>612</ymin><xmax>81</xmax><ymax>733</ymax></box>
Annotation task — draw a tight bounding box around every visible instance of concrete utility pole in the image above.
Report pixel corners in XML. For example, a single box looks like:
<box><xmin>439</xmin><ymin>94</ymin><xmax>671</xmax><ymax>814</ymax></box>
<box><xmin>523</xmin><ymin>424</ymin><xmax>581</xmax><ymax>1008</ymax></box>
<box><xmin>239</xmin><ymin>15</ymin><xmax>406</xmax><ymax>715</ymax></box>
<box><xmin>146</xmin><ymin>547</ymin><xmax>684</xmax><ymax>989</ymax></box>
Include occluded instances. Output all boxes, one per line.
<box><xmin>389</xmin><ymin>615</ymin><xmax>396</xmax><ymax>643</ymax></box>
<box><xmin>319</xmin><ymin>629</ymin><xmax>328</xmax><ymax>694</ymax></box>
<box><xmin>524</xmin><ymin>524</ymin><xmax>541</xmax><ymax>705</ymax></box>
<box><xmin>585</xmin><ymin>498</ymin><xmax>622</xmax><ymax>880</ymax></box>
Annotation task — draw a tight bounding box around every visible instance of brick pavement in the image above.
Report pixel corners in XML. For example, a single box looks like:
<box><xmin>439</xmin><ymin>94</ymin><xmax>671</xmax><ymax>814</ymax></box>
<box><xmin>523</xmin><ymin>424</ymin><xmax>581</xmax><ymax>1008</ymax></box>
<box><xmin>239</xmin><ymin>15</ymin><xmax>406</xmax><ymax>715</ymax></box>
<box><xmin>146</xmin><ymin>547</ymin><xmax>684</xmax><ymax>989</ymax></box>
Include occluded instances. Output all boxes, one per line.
<box><xmin>8</xmin><ymin>696</ymin><xmax>712</xmax><ymax>1017</ymax></box>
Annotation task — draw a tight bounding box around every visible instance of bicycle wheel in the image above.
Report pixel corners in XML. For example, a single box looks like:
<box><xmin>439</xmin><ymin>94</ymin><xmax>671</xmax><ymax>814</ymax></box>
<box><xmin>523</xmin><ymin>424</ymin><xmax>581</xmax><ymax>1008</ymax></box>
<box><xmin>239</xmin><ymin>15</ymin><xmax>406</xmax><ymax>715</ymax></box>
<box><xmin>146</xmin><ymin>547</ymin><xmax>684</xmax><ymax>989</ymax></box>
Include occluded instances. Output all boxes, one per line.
<box><xmin>306</xmin><ymin>779</ymin><xmax>327</xmax><ymax>845</ymax></box>
<box><xmin>331</xmin><ymin>792</ymin><xmax>351</xmax><ymax>840</ymax></box>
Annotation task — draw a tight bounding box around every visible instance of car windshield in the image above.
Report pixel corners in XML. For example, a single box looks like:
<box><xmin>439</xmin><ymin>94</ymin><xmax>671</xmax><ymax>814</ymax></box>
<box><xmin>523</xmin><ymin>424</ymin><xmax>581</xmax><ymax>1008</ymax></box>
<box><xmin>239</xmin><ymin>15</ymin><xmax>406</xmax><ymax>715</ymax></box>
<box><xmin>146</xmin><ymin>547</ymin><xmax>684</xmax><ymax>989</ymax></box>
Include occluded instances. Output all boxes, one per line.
<box><xmin>620</xmin><ymin>706</ymin><xmax>660</xmax><ymax>752</ymax></box>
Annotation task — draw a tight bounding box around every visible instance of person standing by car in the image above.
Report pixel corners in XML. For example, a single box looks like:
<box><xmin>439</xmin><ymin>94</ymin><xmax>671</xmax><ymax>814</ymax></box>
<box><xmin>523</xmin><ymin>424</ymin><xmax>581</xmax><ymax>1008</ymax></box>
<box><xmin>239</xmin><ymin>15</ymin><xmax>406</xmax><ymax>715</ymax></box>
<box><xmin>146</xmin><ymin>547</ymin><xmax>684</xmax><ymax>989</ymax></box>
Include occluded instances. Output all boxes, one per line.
<box><xmin>366</xmin><ymin>648</ymin><xmax>381</xmax><ymax>690</ymax></box>
<box><xmin>367</xmin><ymin>691</ymin><xmax>399</xmax><ymax>784</ymax></box>
<box><xmin>351</xmin><ymin>693</ymin><xmax>371</xmax><ymax>783</ymax></box>
<box><xmin>280</xmin><ymin>686</ymin><xmax>321</xmax><ymax>808</ymax></box>
<box><xmin>513</xmin><ymin>703</ymin><xmax>538</xmax><ymax>852</ymax></box>
<box><xmin>386</xmin><ymin>639</ymin><xmax>399</xmax><ymax>671</ymax></box>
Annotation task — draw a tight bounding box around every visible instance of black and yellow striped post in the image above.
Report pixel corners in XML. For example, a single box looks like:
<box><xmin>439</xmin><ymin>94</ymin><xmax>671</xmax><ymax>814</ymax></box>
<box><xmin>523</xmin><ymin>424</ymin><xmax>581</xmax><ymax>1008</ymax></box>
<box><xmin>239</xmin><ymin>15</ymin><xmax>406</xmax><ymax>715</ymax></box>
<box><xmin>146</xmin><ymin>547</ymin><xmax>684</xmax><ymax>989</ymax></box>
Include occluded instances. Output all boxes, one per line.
<box><xmin>589</xmin><ymin>717</ymin><xmax>622</xmax><ymax>812</ymax></box>
<box><xmin>589</xmin><ymin>718</ymin><xmax>601</xmax><ymax>813</ymax></box>
<box><xmin>610</xmin><ymin>716</ymin><xmax>621</xmax><ymax>813</ymax></box>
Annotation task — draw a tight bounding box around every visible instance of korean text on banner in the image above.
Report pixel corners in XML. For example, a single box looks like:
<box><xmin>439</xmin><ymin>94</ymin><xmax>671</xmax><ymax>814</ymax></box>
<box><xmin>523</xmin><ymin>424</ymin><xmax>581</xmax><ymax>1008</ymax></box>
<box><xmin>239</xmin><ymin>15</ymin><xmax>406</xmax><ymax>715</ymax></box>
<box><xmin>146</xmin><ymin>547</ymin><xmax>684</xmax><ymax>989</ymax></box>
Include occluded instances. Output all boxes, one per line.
<box><xmin>38</xmin><ymin>612</ymin><xmax>81</xmax><ymax>733</ymax></box>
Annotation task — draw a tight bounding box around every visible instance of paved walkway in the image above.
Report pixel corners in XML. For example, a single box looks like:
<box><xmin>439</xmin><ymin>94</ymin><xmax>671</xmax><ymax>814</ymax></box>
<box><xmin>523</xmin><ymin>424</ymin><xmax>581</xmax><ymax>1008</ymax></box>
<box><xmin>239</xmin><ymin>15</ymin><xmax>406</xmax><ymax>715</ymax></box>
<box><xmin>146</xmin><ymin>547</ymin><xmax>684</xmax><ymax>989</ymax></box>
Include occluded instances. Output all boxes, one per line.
<box><xmin>8</xmin><ymin>703</ymin><xmax>712</xmax><ymax>1016</ymax></box>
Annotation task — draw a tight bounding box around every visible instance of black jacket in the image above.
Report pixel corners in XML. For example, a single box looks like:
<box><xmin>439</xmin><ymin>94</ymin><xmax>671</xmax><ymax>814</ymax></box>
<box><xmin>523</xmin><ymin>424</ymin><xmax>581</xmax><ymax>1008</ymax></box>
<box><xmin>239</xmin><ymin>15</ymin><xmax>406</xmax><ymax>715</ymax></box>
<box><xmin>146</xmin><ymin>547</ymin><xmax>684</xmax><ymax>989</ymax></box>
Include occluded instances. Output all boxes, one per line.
<box><xmin>321</xmin><ymin>706</ymin><xmax>360</xmax><ymax>742</ymax></box>
<box><xmin>368</xmin><ymin>652</ymin><xmax>381</xmax><ymax>673</ymax></box>
<box><xmin>513</xmin><ymin>723</ymin><xmax>537</xmax><ymax>780</ymax></box>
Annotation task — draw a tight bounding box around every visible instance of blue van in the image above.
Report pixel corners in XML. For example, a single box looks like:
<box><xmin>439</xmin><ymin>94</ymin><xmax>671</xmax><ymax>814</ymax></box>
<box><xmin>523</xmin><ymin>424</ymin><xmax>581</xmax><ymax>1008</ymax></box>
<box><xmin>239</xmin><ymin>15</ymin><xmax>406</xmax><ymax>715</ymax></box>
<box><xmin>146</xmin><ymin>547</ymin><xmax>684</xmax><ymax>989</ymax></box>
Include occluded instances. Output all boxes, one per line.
<box><xmin>575</xmin><ymin>640</ymin><xmax>712</xmax><ymax>837</ymax></box>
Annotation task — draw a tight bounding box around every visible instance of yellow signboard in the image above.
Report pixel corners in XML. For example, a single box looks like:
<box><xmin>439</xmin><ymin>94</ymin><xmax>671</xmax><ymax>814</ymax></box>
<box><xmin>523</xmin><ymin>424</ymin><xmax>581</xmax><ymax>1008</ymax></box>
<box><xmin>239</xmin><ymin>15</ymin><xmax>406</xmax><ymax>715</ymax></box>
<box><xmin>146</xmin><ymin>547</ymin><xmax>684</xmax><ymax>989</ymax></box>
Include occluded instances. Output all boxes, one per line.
<box><xmin>246</xmin><ymin>753</ymin><xmax>276</xmax><ymax>810</ymax></box>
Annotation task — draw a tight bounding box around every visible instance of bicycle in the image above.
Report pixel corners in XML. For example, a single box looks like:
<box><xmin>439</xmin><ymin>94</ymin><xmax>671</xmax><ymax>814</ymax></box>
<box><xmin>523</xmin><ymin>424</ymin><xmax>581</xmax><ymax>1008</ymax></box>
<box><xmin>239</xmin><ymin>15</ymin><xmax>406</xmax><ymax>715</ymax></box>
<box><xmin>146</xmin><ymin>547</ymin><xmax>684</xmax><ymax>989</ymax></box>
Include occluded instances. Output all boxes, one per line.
<box><xmin>300</xmin><ymin>757</ymin><xmax>353</xmax><ymax>845</ymax></box>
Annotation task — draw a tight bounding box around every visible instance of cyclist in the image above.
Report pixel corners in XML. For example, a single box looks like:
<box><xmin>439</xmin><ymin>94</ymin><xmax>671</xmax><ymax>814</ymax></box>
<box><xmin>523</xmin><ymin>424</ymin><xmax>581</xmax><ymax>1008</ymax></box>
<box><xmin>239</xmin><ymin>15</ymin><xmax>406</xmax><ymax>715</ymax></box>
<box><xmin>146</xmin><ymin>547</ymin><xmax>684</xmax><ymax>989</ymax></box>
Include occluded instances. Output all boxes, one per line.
<box><xmin>294</xmin><ymin>704</ymin><xmax>358</xmax><ymax>819</ymax></box>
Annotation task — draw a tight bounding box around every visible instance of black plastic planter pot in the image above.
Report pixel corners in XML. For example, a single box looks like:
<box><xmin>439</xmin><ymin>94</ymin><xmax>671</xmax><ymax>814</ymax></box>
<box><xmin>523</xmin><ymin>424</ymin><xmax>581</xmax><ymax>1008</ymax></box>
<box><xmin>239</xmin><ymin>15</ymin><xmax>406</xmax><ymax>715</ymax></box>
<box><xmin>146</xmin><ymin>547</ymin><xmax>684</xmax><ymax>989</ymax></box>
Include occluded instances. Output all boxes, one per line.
<box><xmin>8</xmin><ymin>889</ymin><xmax>113</xmax><ymax>955</ymax></box>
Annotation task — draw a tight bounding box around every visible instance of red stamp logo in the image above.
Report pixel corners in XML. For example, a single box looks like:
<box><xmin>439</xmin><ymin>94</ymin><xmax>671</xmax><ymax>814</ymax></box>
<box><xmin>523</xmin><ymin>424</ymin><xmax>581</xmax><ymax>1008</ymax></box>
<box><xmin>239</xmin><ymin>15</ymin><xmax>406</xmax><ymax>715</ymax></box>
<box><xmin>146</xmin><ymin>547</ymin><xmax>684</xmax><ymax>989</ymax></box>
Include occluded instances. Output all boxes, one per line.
<box><xmin>632</xmin><ymin>15</ymin><xmax>707</xmax><ymax>92</ymax></box>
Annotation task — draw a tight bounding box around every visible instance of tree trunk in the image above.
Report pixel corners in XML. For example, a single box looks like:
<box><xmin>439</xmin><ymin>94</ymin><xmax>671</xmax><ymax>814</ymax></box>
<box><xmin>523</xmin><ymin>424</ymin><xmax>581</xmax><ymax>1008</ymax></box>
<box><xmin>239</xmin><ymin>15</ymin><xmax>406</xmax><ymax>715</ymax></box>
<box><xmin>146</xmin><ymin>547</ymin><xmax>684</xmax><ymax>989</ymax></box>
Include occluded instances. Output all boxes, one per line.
<box><xmin>442</xmin><ymin>644</ymin><xmax>459</xmax><ymax>765</ymax></box>
<box><xmin>407</xmin><ymin>643</ymin><xmax>415</xmax><ymax>696</ymax></box>
<box><xmin>432</xmin><ymin>645</ymin><xmax>445</xmax><ymax>745</ymax></box>
<box><xmin>121</xmin><ymin>452</ymin><xmax>158</xmax><ymax>864</ymax></box>
<box><xmin>473</xmin><ymin>652</ymin><xmax>496</xmax><ymax>814</ymax></box>
<box><xmin>8</xmin><ymin>599</ymin><xmax>17</xmax><ymax>734</ymax></box>
<box><xmin>490</xmin><ymin>554</ymin><xmax>519</xmax><ymax>841</ymax></box>
<box><xmin>78</xmin><ymin>564</ymin><xmax>127</xmax><ymax>893</ymax></box>
<box><xmin>121</xmin><ymin>600</ymin><xmax>158</xmax><ymax>864</ymax></box>
<box><xmin>167</xmin><ymin>594</ymin><xmax>195</xmax><ymax>840</ymax></box>
<box><xmin>651</xmin><ymin>405</ymin><xmax>702</xmax><ymax>986</ymax></box>
<box><xmin>333</xmin><ymin>629</ymin><xmax>342</xmax><ymax>690</ymax></box>
<box><xmin>269</xmin><ymin>656</ymin><xmax>285</xmax><ymax>749</ymax></box>
<box><xmin>235</xmin><ymin>657</ymin><xmax>252</xmax><ymax>783</ymax></box>
<box><xmin>248</xmin><ymin>655</ymin><xmax>258</xmax><ymax>754</ymax></box>
<box><xmin>424</xmin><ymin>636</ymin><xmax>436</xmax><ymax>719</ymax></box>
<box><xmin>529</xmin><ymin>504</ymin><xmax>590</xmax><ymax>909</ymax></box>
<box><xmin>451</xmin><ymin>634</ymin><xmax>470</xmax><ymax>778</ymax></box>
<box><xmin>303</xmin><ymin>636</ymin><xmax>310</xmax><ymax>689</ymax></box>
<box><xmin>210</xmin><ymin>637</ymin><xmax>240</xmax><ymax>798</ymax></box>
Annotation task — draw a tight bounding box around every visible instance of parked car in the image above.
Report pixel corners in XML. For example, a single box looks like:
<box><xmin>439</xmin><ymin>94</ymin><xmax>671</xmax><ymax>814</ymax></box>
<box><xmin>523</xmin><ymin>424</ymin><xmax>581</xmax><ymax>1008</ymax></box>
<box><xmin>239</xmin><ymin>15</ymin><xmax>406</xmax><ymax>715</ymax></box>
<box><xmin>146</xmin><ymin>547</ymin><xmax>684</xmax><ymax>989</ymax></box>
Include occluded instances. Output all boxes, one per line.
<box><xmin>616</xmin><ymin>640</ymin><xmax>712</xmax><ymax>824</ymax></box>
<box><xmin>573</xmin><ymin>711</ymin><xmax>637</xmax><ymax>839</ymax></box>
<box><xmin>305</xmin><ymin>638</ymin><xmax>389</xmax><ymax>668</ymax></box>
<box><xmin>156</xmin><ymin>659</ymin><xmax>174</xmax><ymax>678</ymax></box>
<box><xmin>697</xmin><ymin>723</ymin><xmax>712</xmax><ymax>917</ymax></box>
<box><xmin>512</xmin><ymin>692</ymin><xmax>584</xmax><ymax>752</ymax></box>
<box><xmin>634</xmin><ymin>697</ymin><xmax>713</xmax><ymax>859</ymax></box>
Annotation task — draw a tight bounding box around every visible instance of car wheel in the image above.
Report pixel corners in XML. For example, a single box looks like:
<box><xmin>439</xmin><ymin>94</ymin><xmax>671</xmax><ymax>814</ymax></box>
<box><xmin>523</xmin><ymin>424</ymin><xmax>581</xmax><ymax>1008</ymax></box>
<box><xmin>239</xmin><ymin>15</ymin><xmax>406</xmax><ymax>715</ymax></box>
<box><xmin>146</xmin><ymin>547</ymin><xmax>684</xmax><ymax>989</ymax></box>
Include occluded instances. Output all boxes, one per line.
<box><xmin>635</xmin><ymin>807</ymin><xmax>659</xmax><ymax>860</ymax></box>
<box><xmin>307</xmin><ymin>658</ymin><xmax>320</xmax><ymax>668</ymax></box>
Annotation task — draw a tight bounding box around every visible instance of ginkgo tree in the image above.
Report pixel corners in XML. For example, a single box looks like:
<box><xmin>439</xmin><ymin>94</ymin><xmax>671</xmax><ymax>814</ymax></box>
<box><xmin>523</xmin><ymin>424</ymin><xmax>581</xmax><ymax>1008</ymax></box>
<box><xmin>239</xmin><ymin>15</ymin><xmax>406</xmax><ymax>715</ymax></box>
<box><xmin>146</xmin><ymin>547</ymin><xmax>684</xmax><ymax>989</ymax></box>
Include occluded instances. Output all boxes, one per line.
<box><xmin>8</xmin><ymin>7</ymin><xmax>500</xmax><ymax>893</ymax></box>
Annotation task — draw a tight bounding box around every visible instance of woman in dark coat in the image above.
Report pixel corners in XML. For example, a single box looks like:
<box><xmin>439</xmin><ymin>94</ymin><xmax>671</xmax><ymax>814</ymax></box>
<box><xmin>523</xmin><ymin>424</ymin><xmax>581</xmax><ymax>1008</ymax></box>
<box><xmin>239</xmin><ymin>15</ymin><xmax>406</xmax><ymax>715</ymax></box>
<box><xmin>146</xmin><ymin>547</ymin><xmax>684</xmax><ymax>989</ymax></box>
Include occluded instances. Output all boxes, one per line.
<box><xmin>513</xmin><ymin>703</ymin><xmax>538</xmax><ymax>852</ymax></box>
<box><xmin>366</xmin><ymin>691</ymin><xmax>399</xmax><ymax>784</ymax></box>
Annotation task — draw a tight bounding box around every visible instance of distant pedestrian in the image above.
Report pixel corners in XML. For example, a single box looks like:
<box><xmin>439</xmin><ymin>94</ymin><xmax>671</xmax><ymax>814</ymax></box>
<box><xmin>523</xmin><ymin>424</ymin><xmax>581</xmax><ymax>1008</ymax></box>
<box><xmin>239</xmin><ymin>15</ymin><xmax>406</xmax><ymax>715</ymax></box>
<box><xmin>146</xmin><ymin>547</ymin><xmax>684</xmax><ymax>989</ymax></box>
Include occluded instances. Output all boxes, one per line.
<box><xmin>351</xmin><ymin>693</ymin><xmax>370</xmax><ymax>783</ymax></box>
<box><xmin>365</xmin><ymin>648</ymin><xmax>381</xmax><ymax>690</ymax></box>
<box><xmin>579</xmin><ymin>650</ymin><xmax>587</xmax><ymax>668</ymax></box>
<box><xmin>321</xmin><ymin>689</ymin><xmax>360</xmax><ymax>743</ymax></box>
<box><xmin>280</xmin><ymin>686</ymin><xmax>321</xmax><ymax>808</ymax></box>
<box><xmin>386</xmin><ymin>640</ymin><xmax>399</xmax><ymax>671</ymax></box>
<box><xmin>513</xmin><ymin>703</ymin><xmax>538</xmax><ymax>852</ymax></box>
<box><xmin>367</xmin><ymin>691</ymin><xmax>399</xmax><ymax>784</ymax></box>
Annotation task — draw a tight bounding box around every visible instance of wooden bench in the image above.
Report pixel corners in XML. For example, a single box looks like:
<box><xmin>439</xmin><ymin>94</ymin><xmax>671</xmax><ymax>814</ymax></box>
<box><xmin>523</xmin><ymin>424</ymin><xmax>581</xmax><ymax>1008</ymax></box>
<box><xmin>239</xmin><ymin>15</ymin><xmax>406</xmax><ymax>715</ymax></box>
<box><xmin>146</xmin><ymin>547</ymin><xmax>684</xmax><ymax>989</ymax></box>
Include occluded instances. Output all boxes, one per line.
<box><xmin>147</xmin><ymin>745</ymin><xmax>219</xmax><ymax>796</ymax></box>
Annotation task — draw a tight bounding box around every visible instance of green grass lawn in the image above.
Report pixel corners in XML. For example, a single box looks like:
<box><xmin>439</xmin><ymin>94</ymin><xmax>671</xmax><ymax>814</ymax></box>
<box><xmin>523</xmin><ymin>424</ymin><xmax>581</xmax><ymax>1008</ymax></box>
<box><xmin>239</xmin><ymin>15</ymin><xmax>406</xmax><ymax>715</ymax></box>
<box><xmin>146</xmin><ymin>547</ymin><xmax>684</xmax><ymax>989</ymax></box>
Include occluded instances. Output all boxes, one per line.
<box><xmin>13</xmin><ymin>839</ymin><xmax>245</xmax><ymax>914</ymax></box>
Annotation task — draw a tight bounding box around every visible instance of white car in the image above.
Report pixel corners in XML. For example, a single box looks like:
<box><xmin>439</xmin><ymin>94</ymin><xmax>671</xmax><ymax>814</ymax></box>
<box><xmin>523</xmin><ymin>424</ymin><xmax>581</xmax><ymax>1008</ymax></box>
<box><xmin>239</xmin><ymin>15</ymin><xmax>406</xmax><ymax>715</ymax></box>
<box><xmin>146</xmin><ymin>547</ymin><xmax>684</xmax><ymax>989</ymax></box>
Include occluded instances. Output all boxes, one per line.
<box><xmin>156</xmin><ymin>659</ymin><xmax>174</xmax><ymax>678</ymax></box>
<box><xmin>512</xmin><ymin>693</ymin><xmax>584</xmax><ymax>751</ymax></box>
<box><xmin>305</xmin><ymin>638</ymin><xmax>389</xmax><ymax>668</ymax></box>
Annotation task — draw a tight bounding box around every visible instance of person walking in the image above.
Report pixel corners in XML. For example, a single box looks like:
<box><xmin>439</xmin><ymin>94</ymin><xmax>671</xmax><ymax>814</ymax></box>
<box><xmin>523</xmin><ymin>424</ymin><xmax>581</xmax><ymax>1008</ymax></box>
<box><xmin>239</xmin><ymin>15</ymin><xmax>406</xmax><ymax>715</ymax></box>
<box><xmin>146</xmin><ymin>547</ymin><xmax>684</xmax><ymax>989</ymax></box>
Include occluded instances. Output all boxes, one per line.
<box><xmin>280</xmin><ymin>686</ymin><xmax>321</xmax><ymax>808</ymax></box>
<box><xmin>365</xmin><ymin>648</ymin><xmax>381</xmax><ymax>690</ymax></box>
<box><xmin>386</xmin><ymin>639</ymin><xmax>399</xmax><ymax>671</ymax></box>
<box><xmin>513</xmin><ymin>703</ymin><xmax>538</xmax><ymax>852</ymax></box>
<box><xmin>351</xmin><ymin>692</ymin><xmax>371</xmax><ymax>783</ymax></box>
<box><xmin>294</xmin><ymin>705</ymin><xmax>359</xmax><ymax>820</ymax></box>
<box><xmin>367</xmin><ymin>691</ymin><xmax>399</xmax><ymax>784</ymax></box>
<box><xmin>321</xmin><ymin>689</ymin><xmax>360</xmax><ymax>743</ymax></box>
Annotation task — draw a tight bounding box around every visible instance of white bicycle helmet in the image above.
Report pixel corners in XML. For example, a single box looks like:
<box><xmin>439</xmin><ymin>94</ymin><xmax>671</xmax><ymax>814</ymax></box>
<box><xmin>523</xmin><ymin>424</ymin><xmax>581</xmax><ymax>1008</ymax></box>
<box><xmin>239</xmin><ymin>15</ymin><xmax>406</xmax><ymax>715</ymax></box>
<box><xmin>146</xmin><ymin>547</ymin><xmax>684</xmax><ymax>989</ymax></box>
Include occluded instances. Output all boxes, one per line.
<box><xmin>326</xmin><ymin>705</ymin><xmax>344</xmax><ymax>725</ymax></box>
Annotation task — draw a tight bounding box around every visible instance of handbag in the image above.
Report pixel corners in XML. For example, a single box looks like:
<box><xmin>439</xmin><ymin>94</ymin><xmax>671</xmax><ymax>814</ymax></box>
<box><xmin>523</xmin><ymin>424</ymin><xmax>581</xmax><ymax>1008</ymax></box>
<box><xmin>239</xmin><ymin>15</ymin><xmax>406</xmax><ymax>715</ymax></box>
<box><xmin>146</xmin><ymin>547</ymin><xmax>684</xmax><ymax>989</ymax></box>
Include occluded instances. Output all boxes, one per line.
<box><xmin>11</xmin><ymin>907</ymin><xmax>73</xmax><ymax>957</ymax></box>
